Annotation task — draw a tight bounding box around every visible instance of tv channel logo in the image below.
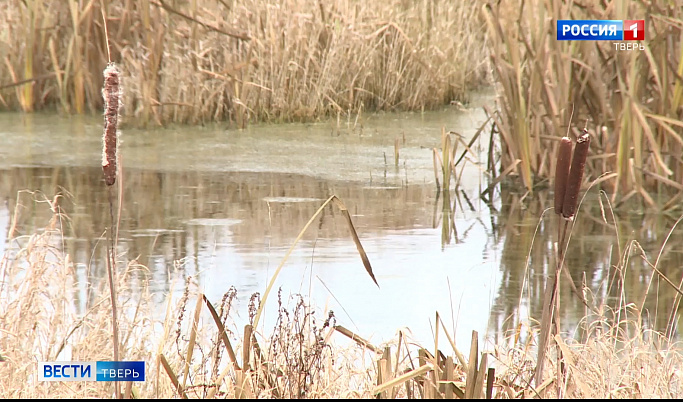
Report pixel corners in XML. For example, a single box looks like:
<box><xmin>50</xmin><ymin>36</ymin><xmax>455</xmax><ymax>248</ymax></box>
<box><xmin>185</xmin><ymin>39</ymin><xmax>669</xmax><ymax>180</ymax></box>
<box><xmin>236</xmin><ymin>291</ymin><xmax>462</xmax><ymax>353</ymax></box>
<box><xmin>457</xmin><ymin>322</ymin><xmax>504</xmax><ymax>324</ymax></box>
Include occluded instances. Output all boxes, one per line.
<box><xmin>39</xmin><ymin>361</ymin><xmax>145</xmax><ymax>382</ymax></box>
<box><xmin>557</xmin><ymin>20</ymin><xmax>644</xmax><ymax>41</ymax></box>
<box><xmin>38</xmin><ymin>362</ymin><xmax>96</xmax><ymax>381</ymax></box>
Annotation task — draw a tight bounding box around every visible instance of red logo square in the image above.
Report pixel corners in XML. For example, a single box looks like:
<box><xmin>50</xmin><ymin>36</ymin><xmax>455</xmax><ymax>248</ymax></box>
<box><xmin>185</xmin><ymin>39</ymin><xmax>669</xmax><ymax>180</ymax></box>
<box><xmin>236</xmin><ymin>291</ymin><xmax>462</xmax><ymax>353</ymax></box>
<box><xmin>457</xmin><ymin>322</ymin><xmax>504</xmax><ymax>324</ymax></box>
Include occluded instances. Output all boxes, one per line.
<box><xmin>623</xmin><ymin>20</ymin><xmax>645</xmax><ymax>40</ymax></box>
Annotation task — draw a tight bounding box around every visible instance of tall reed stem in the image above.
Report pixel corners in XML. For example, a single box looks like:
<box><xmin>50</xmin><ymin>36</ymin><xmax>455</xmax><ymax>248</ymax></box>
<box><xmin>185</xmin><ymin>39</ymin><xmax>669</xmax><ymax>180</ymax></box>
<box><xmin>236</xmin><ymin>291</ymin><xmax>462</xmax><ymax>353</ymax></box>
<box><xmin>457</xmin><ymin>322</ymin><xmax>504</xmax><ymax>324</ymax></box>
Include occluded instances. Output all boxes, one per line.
<box><xmin>102</xmin><ymin>62</ymin><xmax>122</xmax><ymax>399</ymax></box>
<box><xmin>106</xmin><ymin>188</ymin><xmax>120</xmax><ymax>399</ymax></box>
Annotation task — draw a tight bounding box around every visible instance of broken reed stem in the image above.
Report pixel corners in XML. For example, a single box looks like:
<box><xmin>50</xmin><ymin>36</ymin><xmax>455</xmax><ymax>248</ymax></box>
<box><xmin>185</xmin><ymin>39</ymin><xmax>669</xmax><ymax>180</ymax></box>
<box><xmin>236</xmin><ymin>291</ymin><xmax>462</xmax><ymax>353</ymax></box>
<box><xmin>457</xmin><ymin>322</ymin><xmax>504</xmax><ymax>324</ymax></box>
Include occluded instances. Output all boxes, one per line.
<box><xmin>102</xmin><ymin>63</ymin><xmax>122</xmax><ymax>399</ymax></box>
<box><xmin>433</xmin><ymin>149</ymin><xmax>442</xmax><ymax>192</ymax></box>
<box><xmin>102</xmin><ymin>63</ymin><xmax>120</xmax><ymax>187</ymax></box>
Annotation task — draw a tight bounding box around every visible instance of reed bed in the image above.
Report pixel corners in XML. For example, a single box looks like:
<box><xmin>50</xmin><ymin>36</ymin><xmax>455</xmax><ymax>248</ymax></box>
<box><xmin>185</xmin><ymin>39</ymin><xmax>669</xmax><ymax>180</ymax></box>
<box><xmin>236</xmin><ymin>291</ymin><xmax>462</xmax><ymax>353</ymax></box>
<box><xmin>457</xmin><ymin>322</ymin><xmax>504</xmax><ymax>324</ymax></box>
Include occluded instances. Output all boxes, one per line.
<box><xmin>484</xmin><ymin>0</ymin><xmax>683</xmax><ymax>199</ymax></box>
<box><xmin>0</xmin><ymin>0</ymin><xmax>488</xmax><ymax>126</ymax></box>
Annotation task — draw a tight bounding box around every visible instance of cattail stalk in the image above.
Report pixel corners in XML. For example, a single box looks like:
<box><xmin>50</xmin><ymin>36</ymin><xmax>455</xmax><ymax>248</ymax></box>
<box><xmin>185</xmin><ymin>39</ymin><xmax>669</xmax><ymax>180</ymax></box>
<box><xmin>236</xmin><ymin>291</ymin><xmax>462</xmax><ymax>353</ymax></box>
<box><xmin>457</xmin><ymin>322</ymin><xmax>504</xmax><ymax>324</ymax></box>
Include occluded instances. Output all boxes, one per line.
<box><xmin>553</xmin><ymin>137</ymin><xmax>573</xmax><ymax>215</ymax></box>
<box><xmin>536</xmin><ymin>130</ymin><xmax>591</xmax><ymax>388</ymax></box>
<box><xmin>562</xmin><ymin>131</ymin><xmax>591</xmax><ymax>220</ymax></box>
<box><xmin>101</xmin><ymin>63</ymin><xmax>122</xmax><ymax>398</ymax></box>
<box><xmin>102</xmin><ymin>63</ymin><xmax>120</xmax><ymax>186</ymax></box>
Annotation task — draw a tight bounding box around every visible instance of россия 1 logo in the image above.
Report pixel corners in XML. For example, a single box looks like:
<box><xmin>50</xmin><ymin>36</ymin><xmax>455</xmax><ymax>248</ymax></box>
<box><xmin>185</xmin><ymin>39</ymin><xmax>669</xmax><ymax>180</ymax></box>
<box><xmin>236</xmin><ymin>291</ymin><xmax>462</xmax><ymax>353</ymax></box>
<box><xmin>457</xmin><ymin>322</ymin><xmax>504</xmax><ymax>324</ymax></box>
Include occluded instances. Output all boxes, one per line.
<box><xmin>557</xmin><ymin>20</ymin><xmax>644</xmax><ymax>41</ymax></box>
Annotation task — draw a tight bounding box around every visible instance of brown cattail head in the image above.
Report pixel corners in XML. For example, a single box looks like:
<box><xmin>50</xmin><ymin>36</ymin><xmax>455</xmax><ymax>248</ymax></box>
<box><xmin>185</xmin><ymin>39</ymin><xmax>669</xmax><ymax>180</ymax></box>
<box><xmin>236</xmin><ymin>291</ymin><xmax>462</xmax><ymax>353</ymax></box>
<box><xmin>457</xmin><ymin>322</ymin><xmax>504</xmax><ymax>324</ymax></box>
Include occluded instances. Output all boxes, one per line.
<box><xmin>554</xmin><ymin>137</ymin><xmax>573</xmax><ymax>215</ymax></box>
<box><xmin>562</xmin><ymin>130</ymin><xmax>591</xmax><ymax>220</ymax></box>
<box><xmin>102</xmin><ymin>63</ymin><xmax>121</xmax><ymax>186</ymax></box>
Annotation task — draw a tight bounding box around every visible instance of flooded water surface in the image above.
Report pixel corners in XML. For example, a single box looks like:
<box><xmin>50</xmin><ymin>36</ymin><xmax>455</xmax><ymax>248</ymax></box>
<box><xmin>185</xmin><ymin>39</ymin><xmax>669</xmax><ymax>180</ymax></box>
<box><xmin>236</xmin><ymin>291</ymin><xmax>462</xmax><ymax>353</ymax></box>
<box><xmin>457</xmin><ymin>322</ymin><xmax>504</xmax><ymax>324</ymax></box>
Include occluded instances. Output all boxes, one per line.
<box><xmin>2</xmin><ymin>90</ymin><xmax>683</xmax><ymax>350</ymax></box>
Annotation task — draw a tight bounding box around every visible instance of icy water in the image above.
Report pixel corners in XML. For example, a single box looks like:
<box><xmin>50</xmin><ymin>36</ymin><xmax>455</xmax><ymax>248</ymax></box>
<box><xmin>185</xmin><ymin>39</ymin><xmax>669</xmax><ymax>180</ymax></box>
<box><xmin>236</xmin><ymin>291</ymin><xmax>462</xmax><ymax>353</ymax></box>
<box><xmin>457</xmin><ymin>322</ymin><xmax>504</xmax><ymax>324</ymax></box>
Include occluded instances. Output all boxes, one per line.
<box><xmin>1</xmin><ymin>89</ymin><xmax>682</xmax><ymax>351</ymax></box>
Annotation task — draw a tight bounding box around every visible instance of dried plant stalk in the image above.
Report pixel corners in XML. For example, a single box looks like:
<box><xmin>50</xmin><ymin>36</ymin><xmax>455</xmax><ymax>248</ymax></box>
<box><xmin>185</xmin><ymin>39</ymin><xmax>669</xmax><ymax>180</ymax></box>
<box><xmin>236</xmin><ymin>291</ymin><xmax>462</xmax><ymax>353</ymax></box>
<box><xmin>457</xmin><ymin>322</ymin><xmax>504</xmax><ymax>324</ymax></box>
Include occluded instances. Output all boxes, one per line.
<box><xmin>562</xmin><ymin>131</ymin><xmax>591</xmax><ymax>219</ymax></box>
<box><xmin>554</xmin><ymin>137</ymin><xmax>573</xmax><ymax>215</ymax></box>
<box><xmin>102</xmin><ymin>63</ymin><xmax>121</xmax><ymax>186</ymax></box>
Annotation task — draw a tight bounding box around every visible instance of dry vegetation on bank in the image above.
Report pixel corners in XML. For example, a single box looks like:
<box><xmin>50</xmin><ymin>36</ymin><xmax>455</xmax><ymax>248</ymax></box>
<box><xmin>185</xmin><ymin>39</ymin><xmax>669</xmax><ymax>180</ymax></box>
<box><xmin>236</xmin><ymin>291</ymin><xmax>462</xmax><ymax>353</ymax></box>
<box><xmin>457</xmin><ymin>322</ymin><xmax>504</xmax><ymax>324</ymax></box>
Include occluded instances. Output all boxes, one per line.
<box><xmin>1</xmin><ymin>209</ymin><xmax>683</xmax><ymax>398</ymax></box>
<box><xmin>4</xmin><ymin>0</ymin><xmax>683</xmax><ymax>198</ymax></box>
<box><xmin>0</xmin><ymin>0</ymin><xmax>488</xmax><ymax>126</ymax></box>
<box><xmin>485</xmin><ymin>0</ymin><xmax>683</xmax><ymax>197</ymax></box>
<box><xmin>3</xmin><ymin>0</ymin><xmax>683</xmax><ymax>398</ymax></box>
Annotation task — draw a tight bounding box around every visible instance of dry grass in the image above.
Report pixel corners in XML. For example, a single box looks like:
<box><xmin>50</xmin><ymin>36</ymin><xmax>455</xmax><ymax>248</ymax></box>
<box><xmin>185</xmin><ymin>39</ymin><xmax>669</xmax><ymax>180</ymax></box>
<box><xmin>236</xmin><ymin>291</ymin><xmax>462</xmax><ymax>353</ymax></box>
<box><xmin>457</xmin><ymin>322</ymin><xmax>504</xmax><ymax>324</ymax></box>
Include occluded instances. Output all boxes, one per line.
<box><xmin>2</xmin><ymin>202</ymin><xmax>683</xmax><ymax>398</ymax></box>
<box><xmin>490</xmin><ymin>185</ymin><xmax>683</xmax><ymax>398</ymax></box>
<box><xmin>494</xmin><ymin>315</ymin><xmax>683</xmax><ymax>398</ymax></box>
<box><xmin>0</xmin><ymin>0</ymin><xmax>488</xmax><ymax>126</ymax></box>
<box><xmin>484</xmin><ymin>0</ymin><xmax>683</xmax><ymax>198</ymax></box>
<box><xmin>0</xmin><ymin>198</ymin><xmax>157</xmax><ymax>398</ymax></box>
<box><xmin>0</xmin><ymin>201</ymin><xmax>377</xmax><ymax>398</ymax></box>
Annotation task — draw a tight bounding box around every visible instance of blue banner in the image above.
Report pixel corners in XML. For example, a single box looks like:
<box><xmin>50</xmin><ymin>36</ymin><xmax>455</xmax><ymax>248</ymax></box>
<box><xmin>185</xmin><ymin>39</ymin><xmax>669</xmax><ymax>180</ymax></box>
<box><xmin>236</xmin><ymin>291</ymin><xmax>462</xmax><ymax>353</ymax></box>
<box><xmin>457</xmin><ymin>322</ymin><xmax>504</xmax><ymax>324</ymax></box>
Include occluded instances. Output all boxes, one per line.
<box><xmin>557</xmin><ymin>20</ymin><xmax>623</xmax><ymax>40</ymax></box>
<box><xmin>96</xmin><ymin>361</ymin><xmax>145</xmax><ymax>381</ymax></box>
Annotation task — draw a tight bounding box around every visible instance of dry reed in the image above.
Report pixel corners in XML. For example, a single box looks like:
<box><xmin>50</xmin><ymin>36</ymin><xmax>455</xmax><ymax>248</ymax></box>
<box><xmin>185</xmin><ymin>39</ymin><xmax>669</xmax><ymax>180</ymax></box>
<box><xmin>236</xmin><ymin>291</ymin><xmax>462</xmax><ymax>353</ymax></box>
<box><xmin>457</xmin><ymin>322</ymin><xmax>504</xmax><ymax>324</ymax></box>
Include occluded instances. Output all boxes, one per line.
<box><xmin>484</xmin><ymin>0</ymin><xmax>683</xmax><ymax>199</ymax></box>
<box><xmin>0</xmin><ymin>0</ymin><xmax>488</xmax><ymax>126</ymax></box>
<box><xmin>0</xmin><ymin>201</ymin><xmax>156</xmax><ymax>398</ymax></box>
<box><xmin>1</xmin><ymin>200</ymin><xmax>683</xmax><ymax>398</ymax></box>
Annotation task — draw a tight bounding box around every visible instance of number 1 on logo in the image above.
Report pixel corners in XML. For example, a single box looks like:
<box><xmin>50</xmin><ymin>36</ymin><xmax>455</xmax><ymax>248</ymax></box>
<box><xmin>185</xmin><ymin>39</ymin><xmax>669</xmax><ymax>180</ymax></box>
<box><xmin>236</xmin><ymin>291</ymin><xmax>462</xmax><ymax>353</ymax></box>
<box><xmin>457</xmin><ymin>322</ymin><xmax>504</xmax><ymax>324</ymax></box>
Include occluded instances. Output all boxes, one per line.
<box><xmin>623</xmin><ymin>20</ymin><xmax>644</xmax><ymax>41</ymax></box>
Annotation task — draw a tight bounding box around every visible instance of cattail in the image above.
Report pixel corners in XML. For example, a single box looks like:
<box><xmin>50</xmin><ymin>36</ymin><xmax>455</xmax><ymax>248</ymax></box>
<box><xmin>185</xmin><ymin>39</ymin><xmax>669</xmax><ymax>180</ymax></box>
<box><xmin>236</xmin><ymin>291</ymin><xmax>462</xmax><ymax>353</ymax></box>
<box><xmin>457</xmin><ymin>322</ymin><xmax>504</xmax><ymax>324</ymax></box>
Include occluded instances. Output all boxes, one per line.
<box><xmin>554</xmin><ymin>137</ymin><xmax>573</xmax><ymax>215</ymax></box>
<box><xmin>102</xmin><ymin>63</ymin><xmax>121</xmax><ymax>186</ymax></box>
<box><xmin>562</xmin><ymin>130</ymin><xmax>591</xmax><ymax>220</ymax></box>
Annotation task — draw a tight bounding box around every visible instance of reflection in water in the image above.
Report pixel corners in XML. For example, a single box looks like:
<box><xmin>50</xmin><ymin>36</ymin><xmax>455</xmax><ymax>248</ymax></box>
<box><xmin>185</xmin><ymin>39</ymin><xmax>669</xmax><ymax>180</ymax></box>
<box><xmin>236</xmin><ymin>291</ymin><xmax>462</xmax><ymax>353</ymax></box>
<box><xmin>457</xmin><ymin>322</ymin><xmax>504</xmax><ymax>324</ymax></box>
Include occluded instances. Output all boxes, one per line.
<box><xmin>1</xmin><ymin>100</ymin><xmax>682</xmax><ymax>349</ymax></box>
<box><xmin>0</xmin><ymin>165</ymin><xmax>500</xmax><ymax>348</ymax></box>
<box><xmin>3</xmin><ymin>164</ymin><xmax>682</xmax><ymax>348</ymax></box>
<box><xmin>488</xmin><ymin>190</ymin><xmax>683</xmax><ymax>343</ymax></box>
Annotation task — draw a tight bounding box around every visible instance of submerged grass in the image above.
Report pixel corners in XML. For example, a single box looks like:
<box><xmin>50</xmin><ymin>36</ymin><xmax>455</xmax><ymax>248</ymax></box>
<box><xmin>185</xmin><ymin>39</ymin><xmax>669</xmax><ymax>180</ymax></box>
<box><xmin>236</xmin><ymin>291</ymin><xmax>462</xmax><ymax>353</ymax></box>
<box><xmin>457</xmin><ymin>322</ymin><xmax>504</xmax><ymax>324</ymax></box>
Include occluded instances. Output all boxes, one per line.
<box><xmin>0</xmin><ymin>0</ymin><xmax>488</xmax><ymax>126</ymax></box>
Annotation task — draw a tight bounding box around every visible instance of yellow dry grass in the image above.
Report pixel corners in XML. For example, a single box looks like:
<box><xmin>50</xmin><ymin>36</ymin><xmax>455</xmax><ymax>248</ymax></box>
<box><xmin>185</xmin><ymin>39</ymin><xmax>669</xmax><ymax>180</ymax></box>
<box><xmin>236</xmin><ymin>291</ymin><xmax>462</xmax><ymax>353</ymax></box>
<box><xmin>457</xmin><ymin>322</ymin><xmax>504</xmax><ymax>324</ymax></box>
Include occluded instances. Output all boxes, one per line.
<box><xmin>1</xmin><ymin>203</ymin><xmax>683</xmax><ymax>398</ymax></box>
<box><xmin>484</xmin><ymin>0</ymin><xmax>683</xmax><ymax>198</ymax></box>
<box><xmin>0</xmin><ymin>0</ymin><xmax>489</xmax><ymax>126</ymax></box>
